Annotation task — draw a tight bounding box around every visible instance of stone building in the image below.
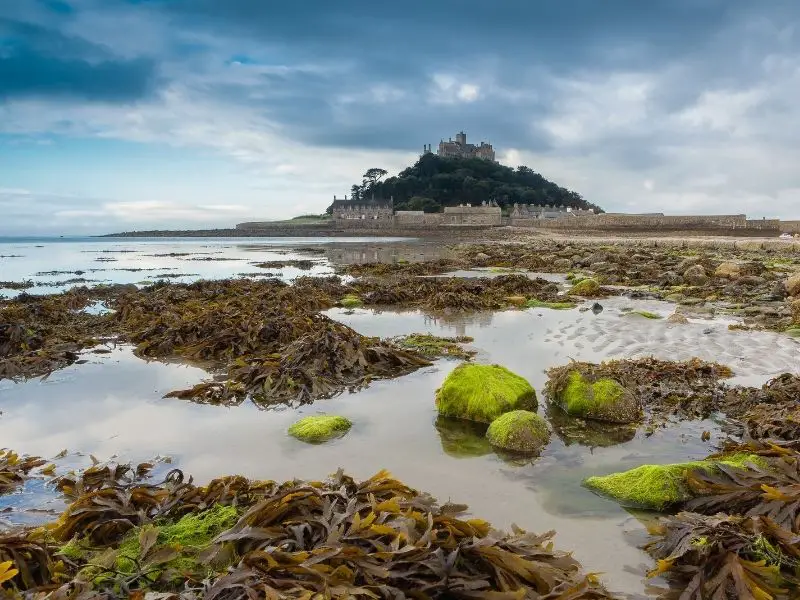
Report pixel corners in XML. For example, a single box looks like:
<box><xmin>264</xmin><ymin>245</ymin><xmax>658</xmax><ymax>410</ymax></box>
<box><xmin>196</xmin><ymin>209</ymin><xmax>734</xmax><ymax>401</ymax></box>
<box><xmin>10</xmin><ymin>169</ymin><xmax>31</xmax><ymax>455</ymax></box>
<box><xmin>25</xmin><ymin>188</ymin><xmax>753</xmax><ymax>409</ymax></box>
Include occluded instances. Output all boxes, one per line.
<box><xmin>425</xmin><ymin>131</ymin><xmax>496</xmax><ymax>161</ymax></box>
<box><xmin>331</xmin><ymin>196</ymin><xmax>394</xmax><ymax>221</ymax></box>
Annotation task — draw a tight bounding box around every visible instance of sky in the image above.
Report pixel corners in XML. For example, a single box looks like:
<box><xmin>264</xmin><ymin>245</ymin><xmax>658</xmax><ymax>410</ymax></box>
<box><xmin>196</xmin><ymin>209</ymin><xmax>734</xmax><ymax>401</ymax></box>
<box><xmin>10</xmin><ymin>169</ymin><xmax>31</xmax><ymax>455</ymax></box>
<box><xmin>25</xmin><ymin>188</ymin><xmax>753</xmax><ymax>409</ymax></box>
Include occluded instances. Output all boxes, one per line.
<box><xmin>1</xmin><ymin>0</ymin><xmax>799</xmax><ymax>235</ymax></box>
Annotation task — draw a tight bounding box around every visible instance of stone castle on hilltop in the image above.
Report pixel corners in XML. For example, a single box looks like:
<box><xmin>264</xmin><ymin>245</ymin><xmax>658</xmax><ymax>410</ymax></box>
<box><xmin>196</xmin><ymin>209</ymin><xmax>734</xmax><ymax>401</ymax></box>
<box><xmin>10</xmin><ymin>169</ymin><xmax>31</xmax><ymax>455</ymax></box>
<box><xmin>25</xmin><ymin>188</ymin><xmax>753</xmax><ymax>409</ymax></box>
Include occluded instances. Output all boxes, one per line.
<box><xmin>422</xmin><ymin>131</ymin><xmax>496</xmax><ymax>162</ymax></box>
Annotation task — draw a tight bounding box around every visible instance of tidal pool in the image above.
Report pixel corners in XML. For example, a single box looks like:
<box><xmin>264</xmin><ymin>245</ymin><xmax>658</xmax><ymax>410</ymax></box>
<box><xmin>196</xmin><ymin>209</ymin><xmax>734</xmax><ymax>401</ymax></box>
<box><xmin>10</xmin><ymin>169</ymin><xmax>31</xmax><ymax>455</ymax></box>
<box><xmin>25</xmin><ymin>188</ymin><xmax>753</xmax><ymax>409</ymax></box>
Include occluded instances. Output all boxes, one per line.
<box><xmin>1</xmin><ymin>267</ymin><xmax>798</xmax><ymax>597</ymax></box>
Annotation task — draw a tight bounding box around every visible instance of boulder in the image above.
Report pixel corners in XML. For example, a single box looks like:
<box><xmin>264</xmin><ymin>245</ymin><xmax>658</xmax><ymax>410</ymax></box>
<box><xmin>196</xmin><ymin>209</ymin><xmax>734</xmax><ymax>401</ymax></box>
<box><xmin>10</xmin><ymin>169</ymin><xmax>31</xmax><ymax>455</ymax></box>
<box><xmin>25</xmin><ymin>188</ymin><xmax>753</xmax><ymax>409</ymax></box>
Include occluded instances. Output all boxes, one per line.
<box><xmin>667</xmin><ymin>312</ymin><xmax>690</xmax><ymax>324</ymax></box>
<box><xmin>552</xmin><ymin>258</ymin><xmax>572</xmax><ymax>271</ymax></box>
<box><xmin>737</xmin><ymin>275</ymin><xmax>766</xmax><ymax>286</ymax></box>
<box><xmin>435</xmin><ymin>364</ymin><xmax>537</xmax><ymax>424</ymax></box>
<box><xmin>568</xmin><ymin>278</ymin><xmax>601</xmax><ymax>297</ymax></box>
<box><xmin>714</xmin><ymin>262</ymin><xmax>741</xmax><ymax>279</ymax></box>
<box><xmin>790</xmin><ymin>298</ymin><xmax>800</xmax><ymax>324</ymax></box>
<box><xmin>683</xmin><ymin>264</ymin><xmax>708</xmax><ymax>286</ymax></box>
<box><xmin>486</xmin><ymin>410</ymin><xmax>550</xmax><ymax>454</ymax></box>
<box><xmin>785</xmin><ymin>273</ymin><xmax>800</xmax><ymax>296</ymax></box>
<box><xmin>677</xmin><ymin>256</ymin><xmax>702</xmax><ymax>272</ymax></box>
<box><xmin>474</xmin><ymin>252</ymin><xmax>490</xmax><ymax>261</ymax></box>
<box><xmin>288</xmin><ymin>415</ymin><xmax>352</xmax><ymax>443</ymax></box>
<box><xmin>583</xmin><ymin>453</ymin><xmax>764</xmax><ymax>510</ymax></box>
<box><xmin>552</xmin><ymin>371</ymin><xmax>641</xmax><ymax>423</ymax></box>
<box><xmin>659</xmin><ymin>271</ymin><xmax>683</xmax><ymax>286</ymax></box>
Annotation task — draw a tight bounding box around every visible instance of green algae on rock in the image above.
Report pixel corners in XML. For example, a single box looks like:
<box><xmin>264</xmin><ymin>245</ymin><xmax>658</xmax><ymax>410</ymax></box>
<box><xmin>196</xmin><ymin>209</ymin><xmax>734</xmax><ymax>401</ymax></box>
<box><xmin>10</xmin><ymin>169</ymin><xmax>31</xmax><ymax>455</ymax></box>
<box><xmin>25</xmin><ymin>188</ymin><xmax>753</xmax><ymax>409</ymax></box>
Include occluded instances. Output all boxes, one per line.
<box><xmin>340</xmin><ymin>294</ymin><xmax>364</xmax><ymax>308</ymax></box>
<box><xmin>625</xmin><ymin>310</ymin><xmax>663</xmax><ymax>319</ymax></box>
<box><xmin>114</xmin><ymin>504</ymin><xmax>240</xmax><ymax>578</ymax></box>
<box><xmin>390</xmin><ymin>333</ymin><xmax>475</xmax><ymax>360</ymax></box>
<box><xmin>525</xmin><ymin>298</ymin><xmax>577</xmax><ymax>310</ymax></box>
<box><xmin>551</xmin><ymin>371</ymin><xmax>641</xmax><ymax>423</ymax></box>
<box><xmin>583</xmin><ymin>453</ymin><xmax>764</xmax><ymax>510</ymax></box>
<box><xmin>288</xmin><ymin>415</ymin><xmax>352</xmax><ymax>443</ymax></box>
<box><xmin>435</xmin><ymin>364</ymin><xmax>537</xmax><ymax>423</ymax></box>
<box><xmin>568</xmin><ymin>278</ymin><xmax>601</xmax><ymax>297</ymax></box>
<box><xmin>486</xmin><ymin>410</ymin><xmax>550</xmax><ymax>454</ymax></box>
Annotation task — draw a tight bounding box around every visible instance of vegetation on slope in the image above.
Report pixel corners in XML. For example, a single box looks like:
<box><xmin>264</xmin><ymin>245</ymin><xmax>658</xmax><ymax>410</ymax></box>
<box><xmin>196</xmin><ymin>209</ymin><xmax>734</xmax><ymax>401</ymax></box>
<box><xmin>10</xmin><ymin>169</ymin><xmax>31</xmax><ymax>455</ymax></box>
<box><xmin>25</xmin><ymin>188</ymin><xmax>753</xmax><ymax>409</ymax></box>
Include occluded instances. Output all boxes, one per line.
<box><xmin>331</xmin><ymin>154</ymin><xmax>603</xmax><ymax>213</ymax></box>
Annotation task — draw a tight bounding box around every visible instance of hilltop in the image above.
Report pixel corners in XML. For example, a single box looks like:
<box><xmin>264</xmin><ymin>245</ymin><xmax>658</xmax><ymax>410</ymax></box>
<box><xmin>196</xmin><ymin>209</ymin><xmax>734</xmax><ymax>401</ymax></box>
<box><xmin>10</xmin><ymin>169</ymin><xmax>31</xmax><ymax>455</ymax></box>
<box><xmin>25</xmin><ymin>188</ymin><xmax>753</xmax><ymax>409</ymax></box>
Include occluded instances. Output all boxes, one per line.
<box><xmin>332</xmin><ymin>153</ymin><xmax>603</xmax><ymax>213</ymax></box>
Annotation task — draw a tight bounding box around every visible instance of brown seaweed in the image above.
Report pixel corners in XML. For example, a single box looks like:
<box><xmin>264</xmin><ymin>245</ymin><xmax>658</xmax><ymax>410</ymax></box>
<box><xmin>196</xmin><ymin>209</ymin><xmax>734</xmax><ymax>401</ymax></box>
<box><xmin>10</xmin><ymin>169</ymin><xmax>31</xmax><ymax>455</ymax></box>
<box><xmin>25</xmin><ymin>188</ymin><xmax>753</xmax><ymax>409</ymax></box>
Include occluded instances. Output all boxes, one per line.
<box><xmin>6</xmin><ymin>463</ymin><xmax>613</xmax><ymax>599</ymax></box>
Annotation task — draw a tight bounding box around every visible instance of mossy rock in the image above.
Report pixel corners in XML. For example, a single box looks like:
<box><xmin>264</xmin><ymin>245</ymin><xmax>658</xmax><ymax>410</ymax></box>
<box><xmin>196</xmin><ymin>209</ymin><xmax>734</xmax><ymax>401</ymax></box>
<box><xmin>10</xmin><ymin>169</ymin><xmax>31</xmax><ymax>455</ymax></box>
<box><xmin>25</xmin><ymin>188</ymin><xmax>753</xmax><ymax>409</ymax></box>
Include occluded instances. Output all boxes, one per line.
<box><xmin>340</xmin><ymin>295</ymin><xmax>363</xmax><ymax>308</ymax></box>
<box><xmin>568</xmin><ymin>278</ymin><xmax>600</xmax><ymax>297</ymax></box>
<box><xmin>583</xmin><ymin>453</ymin><xmax>765</xmax><ymax>510</ymax></box>
<box><xmin>526</xmin><ymin>298</ymin><xmax>577</xmax><ymax>310</ymax></box>
<box><xmin>625</xmin><ymin>310</ymin><xmax>662</xmax><ymax>320</ymax></box>
<box><xmin>288</xmin><ymin>415</ymin><xmax>352</xmax><ymax>443</ymax></box>
<box><xmin>552</xmin><ymin>371</ymin><xmax>641</xmax><ymax>423</ymax></box>
<box><xmin>436</xmin><ymin>364</ymin><xmax>537</xmax><ymax>424</ymax></box>
<box><xmin>486</xmin><ymin>410</ymin><xmax>550</xmax><ymax>454</ymax></box>
<box><xmin>79</xmin><ymin>504</ymin><xmax>241</xmax><ymax>584</ymax></box>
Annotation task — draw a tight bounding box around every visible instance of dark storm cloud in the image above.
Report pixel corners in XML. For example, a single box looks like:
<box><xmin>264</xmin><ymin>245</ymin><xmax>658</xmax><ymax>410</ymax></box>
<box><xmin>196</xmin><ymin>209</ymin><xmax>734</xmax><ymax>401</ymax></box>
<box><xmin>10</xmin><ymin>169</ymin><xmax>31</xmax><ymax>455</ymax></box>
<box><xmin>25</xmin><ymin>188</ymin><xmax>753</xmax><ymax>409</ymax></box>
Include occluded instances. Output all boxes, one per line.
<box><xmin>5</xmin><ymin>0</ymin><xmax>800</xmax><ymax>160</ymax></box>
<box><xmin>0</xmin><ymin>17</ymin><xmax>161</xmax><ymax>101</ymax></box>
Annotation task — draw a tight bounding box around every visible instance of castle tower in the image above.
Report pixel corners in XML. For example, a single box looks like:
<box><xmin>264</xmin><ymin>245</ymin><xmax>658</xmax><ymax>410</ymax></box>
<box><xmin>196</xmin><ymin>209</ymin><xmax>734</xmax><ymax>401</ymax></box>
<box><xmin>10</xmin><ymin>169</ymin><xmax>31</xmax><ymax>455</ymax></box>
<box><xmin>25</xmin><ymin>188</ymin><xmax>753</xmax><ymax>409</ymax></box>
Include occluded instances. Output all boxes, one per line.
<box><xmin>455</xmin><ymin>131</ymin><xmax>467</xmax><ymax>145</ymax></box>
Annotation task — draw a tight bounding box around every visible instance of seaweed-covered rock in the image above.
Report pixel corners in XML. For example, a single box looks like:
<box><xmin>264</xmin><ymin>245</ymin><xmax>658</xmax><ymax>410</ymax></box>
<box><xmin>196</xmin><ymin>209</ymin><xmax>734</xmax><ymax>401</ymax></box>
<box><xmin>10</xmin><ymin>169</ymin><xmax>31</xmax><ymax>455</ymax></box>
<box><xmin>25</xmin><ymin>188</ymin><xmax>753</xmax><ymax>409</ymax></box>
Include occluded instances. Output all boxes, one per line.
<box><xmin>552</xmin><ymin>371</ymin><xmax>641</xmax><ymax>423</ymax></box>
<box><xmin>714</xmin><ymin>262</ymin><xmax>741</xmax><ymax>279</ymax></box>
<box><xmin>435</xmin><ymin>364</ymin><xmax>537</xmax><ymax>423</ymax></box>
<box><xmin>486</xmin><ymin>410</ymin><xmax>550</xmax><ymax>454</ymax></box>
<box><xmin>288</xmin><ymin>415</ymin><xmax>352</xmax><ymax>443</ymax></box>
<box><xmin>568</xmin><ymin>278</ymin><xmax>600</xmax><ymax>297</ymax></box>
<box><xmin>583</xmin><ymin>453</ymin><xmax>763</xmax><ymax>510</ymax></box>
<box><xmin>683</xmin><ymin>264</ymin><xmax>708</xmax><ymax>286</ymax></box>
<box><xmin>667</xmin><ymin>312</ymin><xmax>689</xmax><ymax>324</ymax></box>
<box><xmin>785</xmin><ymin>272</ymin><xmax>800</xmax><ymax>296</ymax></box>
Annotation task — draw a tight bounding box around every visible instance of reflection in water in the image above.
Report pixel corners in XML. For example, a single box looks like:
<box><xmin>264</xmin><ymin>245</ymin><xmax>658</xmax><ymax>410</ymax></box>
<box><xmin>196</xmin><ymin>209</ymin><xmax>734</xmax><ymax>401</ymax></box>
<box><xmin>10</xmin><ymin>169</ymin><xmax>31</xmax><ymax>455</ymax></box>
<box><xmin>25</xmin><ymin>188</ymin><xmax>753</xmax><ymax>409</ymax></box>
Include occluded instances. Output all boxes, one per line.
<box><xmin>434</xmin><ymin>416</ymin><xmax>492</xmax><ymax>458</ymax></box>
<box><xmin>546</xmin><ymin>404</ymin><xmax>638</xmax><ymax>448</ymax></box>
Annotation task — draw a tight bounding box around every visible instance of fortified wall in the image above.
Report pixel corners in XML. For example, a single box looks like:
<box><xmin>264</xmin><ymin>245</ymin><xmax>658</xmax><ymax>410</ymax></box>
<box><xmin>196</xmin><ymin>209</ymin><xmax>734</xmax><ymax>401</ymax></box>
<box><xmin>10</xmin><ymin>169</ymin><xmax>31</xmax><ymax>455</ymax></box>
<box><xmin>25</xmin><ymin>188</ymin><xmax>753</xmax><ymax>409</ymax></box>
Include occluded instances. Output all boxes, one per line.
<box><xmin>236</xmin><ymin>203</ymin><xmax>797</xmax><ymax>238</ymax></box>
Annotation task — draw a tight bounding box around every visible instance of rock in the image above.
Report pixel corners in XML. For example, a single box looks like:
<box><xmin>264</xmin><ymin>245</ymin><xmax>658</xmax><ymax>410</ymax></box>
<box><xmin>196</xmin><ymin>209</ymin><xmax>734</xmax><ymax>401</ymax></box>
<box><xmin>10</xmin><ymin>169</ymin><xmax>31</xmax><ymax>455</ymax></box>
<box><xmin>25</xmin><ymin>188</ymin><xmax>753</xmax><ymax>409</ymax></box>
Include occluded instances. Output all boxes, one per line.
<box><xmin>790</xmin><ymin>299</ymin><xmax>800</xmax><ymax>324</ymax></box>
<box><xmin>714</xmin><ymin>262</ymin><xmax>741</xmax><ymax>279</ymax></box>
<box><xmin>582</xmin><ymin>454</ymin><xmax>763</xmax><ymax>510</ymax></box>
<box><xmin>288</xmin><ymin>415</ymin><xmax>352</xmax><ymax>443</ymax></box>
<box><xmin>785</xmin><ymin>273</ymin><xmax>800</xmax><ymax>296</ymax></box>
<box><xmin>659</xmin><ymin>271</ymin><xmax>682</xmax><ymax>286</ymax></box>
<box><xmin>667</xmin><ymin>313</ymin><xmax>689</xmax><ymax>324</ymax></box>
<box><xmin>475</xmin><ymin>252</ymin><xmax>490</xmax><ymax>261</ymax></box>
<box><xmin>568</xmin><ymin>278</ymin><xmax>601</xmax><ymax>297</ymax></box>
<box><xmin>771</xmin><ymin>281</ymin><xmax>788</xmax><ymax>299</ymax></box>
<box><xmin>552</xmin><ymin>371</ymin><xmax>641</xmax><ymax>423</ymax></box>
<box><xmin>677</xmin><ymin>256</ymin><xmax>702</xmax><ymax>272</ymax></box>
<box><xmin>664</xmin><ymin>293</ymin><xmax>685</xmax><ymax>303</ymax></box>
<box><xmin>435</xmin><ymin>364</ymin><xmax>537</xmax><ymax>424</ymax></box>
<box><xmin>737</xmin><ymin>275</ymin><xmax>766</xmax><ymax>286</ymax></box>
<box><xmin>683</xmin><ymin>264</ymin><xmax>708</xmax><ymax>286</ymax></box>
<box><xmin>591</xmin><ymin>302</ymin><xmax>604</xmax><ymax>315</ymax></box>
<box><xmin>552</xmin><ymin>258</ymin><xmax>572</xmax><ymax>270</ymax></box>
<box><xmin>589</xmin><ymin>261</ymin><xmax>610</xmax><ymax>273</ymax></box>
<box><xmin>485</xmin><ymin>410</ymin><xmax>550</xmax><ymax>454</ymax></box>
<box><xmin>340</xmin><ymin>295</ymin><xmax>363</xmax><ymax>309</ymax></box>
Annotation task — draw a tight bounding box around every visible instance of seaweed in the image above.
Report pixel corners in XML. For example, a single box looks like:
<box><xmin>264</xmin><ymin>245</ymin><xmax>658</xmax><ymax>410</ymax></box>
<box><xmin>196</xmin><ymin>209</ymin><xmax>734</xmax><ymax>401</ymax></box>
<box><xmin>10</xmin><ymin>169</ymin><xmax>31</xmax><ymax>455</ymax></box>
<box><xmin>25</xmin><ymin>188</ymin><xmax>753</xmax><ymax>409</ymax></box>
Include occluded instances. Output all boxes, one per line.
<box><xmin>0</xmin><ymin>450</ymin><xmax>46</xmax><ymax>495</ymax></box>
<box><xmin>3</xmin><ymin>462</ymin><xmax>613</xmax><ymax>599</ymax></box>
<box><xmin>389</xmin><ymin>333</ymin><xmax>475</xmax><ymax>360</ymax></box>
<box><xmin>545</xmin><ymin>358</ymin><xmax>734</xmax><ymax>425</ymax></box>
<box><xmin>645</xmin><ymin>513</ymin><xmax>799</xmax><ymax>599</ymax></box>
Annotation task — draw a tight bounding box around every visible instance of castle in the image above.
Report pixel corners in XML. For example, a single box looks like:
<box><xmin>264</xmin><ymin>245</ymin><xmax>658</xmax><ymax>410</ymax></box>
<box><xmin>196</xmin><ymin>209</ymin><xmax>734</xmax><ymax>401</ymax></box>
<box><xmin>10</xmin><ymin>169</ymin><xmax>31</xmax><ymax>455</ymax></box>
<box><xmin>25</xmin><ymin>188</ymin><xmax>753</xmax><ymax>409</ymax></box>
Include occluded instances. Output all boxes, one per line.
<box><xmin>422</xmin><ymin>131</ymin><xmax>496</xmax><ymax>162</ymax></box>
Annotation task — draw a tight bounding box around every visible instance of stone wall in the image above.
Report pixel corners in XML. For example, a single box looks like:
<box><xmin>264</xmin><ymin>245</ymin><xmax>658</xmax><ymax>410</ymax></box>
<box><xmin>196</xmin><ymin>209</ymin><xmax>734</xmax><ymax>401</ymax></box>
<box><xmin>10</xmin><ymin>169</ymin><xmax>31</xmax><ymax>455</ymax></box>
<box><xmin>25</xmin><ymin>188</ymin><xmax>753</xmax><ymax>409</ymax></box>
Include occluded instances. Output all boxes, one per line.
<box><xmin>442</xmin><ymin>205</ymin><xmax>502</xmax><ymax>226</ymax></box>
<box><xmin>779</xmin><ymin>220</ymin><xmax>800</xmax><ymax>233</ymax></box>
<box><xmin>528</xmin><ymin>214</ymin><xmax>751</xmax><ymax>231</ymax></box>
<box><xmin>394</xmin><ymin>211</ymin><xmax>444</xmax><ymax>226</ymax></box>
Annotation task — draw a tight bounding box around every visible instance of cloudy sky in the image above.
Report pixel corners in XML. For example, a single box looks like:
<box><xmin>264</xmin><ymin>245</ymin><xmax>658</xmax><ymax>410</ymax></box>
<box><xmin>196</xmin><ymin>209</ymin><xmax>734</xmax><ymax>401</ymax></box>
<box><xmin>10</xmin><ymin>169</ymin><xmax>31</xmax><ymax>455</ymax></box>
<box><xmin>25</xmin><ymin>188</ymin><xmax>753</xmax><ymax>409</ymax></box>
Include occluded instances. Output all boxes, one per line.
<box><xmin>1</xmin><ymin>0</ymin><xmax>799</xmax><ymax>234</ymax></box>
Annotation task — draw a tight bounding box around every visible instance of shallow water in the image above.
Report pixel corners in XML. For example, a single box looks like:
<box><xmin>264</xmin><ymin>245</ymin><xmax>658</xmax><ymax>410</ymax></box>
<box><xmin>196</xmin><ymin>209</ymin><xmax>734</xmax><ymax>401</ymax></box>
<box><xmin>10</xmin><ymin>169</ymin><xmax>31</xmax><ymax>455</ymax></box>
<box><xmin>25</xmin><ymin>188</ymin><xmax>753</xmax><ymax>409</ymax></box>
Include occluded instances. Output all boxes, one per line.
<box><xmin>1</xmin><ymin>238</ymin><xmax>799</xmax><ymax>596</ymax></box>
<box><xmin>0</xmin><ymin>236</ymin><xmax>421</xmax><ymax>297</ymax></box>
